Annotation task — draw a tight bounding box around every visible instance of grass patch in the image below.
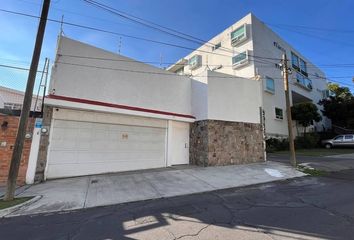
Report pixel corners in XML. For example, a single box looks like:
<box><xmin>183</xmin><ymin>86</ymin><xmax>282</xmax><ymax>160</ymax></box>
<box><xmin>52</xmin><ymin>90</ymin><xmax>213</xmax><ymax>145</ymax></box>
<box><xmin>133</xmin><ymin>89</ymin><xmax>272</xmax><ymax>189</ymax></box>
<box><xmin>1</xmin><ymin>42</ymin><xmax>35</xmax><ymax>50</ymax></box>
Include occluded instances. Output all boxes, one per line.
<box><xmin>298</xmin><ymin>168</ymin><xmax>328</xmax><ymax>176</ymax></box>
<box><xmin>274</xmin><ymin>148</ymin><xmax>354</xmax><ymax>157</ymax></box>
<box><xmin>0</xmin><ymin>197</ymin><xmax>32</xmax><ymax>210</ymax></box>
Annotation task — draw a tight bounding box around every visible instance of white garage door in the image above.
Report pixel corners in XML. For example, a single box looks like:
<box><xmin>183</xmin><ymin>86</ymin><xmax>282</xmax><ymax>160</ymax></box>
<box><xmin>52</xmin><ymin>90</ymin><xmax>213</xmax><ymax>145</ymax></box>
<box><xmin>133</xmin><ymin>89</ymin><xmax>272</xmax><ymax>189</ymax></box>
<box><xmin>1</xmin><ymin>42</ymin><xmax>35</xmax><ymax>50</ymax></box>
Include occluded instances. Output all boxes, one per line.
<box><xmin>46</xmin><ymin>119</ymin><xmax>167</xmax><ymax>179</ymax></box>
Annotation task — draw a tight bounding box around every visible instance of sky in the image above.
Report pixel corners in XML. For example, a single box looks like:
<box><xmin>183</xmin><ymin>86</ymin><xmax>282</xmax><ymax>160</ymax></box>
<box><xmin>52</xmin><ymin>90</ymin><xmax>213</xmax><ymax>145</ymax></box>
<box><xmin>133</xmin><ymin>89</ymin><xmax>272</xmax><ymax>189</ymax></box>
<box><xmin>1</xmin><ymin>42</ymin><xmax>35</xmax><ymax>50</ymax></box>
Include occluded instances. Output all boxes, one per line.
<box><xmin>0</xmin><ymin>0</ymin><xmax>354</xmax><ymax>94</ymax></box>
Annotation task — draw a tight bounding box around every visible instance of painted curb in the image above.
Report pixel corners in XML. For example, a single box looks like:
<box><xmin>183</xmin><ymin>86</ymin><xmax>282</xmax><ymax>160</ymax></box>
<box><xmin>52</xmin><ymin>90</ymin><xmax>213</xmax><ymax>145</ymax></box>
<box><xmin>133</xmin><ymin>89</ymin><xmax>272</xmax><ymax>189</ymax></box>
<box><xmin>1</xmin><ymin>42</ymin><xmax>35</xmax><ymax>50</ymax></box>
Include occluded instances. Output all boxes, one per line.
<box><xmin>0</xmin><ymin>195</ymin><xmax>42</xmax><ymax>218</ymax></box>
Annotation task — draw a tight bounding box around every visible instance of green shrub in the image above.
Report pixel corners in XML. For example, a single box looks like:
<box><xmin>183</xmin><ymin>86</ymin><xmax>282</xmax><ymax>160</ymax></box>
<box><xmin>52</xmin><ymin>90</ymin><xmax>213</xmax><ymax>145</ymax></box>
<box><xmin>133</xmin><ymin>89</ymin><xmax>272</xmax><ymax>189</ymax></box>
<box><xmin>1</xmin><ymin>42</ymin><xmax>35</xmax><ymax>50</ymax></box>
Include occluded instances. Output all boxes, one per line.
<box><xmin>295</xmin><ymin>133</ymin><xmax>320</xmax><ymax>149</ymax></box>
<box><xmin>266</xmin><ymin>138</ymin><xmax>289</xmax><ymax>152</ymax></box>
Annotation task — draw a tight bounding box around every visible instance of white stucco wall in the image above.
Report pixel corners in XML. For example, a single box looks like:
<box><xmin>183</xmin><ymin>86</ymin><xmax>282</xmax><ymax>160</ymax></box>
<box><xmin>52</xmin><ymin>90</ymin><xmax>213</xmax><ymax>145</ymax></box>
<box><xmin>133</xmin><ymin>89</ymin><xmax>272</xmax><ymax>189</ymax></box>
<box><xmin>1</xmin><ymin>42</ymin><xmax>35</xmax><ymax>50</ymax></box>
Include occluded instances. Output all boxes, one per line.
<box><xmin>192</xmin><ymin>70</ymin><xmax>262</xmax><ymax>124</ymax></box>
<box><xmin>169</xmin><ymin>13</ymin><xmax>331</xmax><ymax>137</ymax></box>
<box><xmin>49</xmin><ymin>36</ymin><xmax>192</xmax><ymax>118</ymax></box>
<box><xmin>251</xmin><ymin>15</ymin><xmax>331</xmax><ymax>136</ymax></box>
<box><xmin>168</xmin><ymin>13</ymin><xmax>256</xmax><ymax>80</ymax></box>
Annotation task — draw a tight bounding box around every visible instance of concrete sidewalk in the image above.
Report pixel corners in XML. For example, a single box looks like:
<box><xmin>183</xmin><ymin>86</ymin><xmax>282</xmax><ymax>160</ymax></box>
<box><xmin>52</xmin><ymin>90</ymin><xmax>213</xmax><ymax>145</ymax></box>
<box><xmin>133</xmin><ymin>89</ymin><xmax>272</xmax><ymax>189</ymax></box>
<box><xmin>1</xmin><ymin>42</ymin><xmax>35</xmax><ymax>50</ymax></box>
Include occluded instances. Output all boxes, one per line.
<box><xmin>3</xmin><ymin>161</ymin><xmax>305</xmax><ymax>217</ymax></box>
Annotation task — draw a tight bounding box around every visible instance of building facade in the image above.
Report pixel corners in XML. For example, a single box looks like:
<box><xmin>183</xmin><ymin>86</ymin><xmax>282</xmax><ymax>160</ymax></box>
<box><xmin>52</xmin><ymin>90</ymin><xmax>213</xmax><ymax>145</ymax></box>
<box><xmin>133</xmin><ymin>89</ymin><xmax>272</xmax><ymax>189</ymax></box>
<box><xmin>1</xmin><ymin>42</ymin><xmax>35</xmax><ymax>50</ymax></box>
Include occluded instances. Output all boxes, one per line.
<box><xmin>32</xmin><ymin>36</ymin><xmax>265</xmax><ymax>181</ymax></box>
<box><xmin>0</xmin><ymin>86</ymin><xmax>42</xmax><ymax>113</ymax></box>
<box><xmin>167</xmin><ymin>13</ymin><xmax>331</xmax><ymax>138</ymax></box>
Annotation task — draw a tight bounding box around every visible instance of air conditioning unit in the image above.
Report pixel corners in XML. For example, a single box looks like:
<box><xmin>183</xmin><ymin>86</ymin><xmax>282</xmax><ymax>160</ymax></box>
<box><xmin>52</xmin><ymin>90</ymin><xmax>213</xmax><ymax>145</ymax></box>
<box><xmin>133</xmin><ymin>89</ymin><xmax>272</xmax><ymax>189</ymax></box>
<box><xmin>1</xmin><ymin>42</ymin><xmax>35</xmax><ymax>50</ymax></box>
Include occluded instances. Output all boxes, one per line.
<box><xmin>232</xmin><ymin>51</ymin><xmax>249</xmax><ymax>69</ymax></box>
<box><xmin>189</xmin><ymin>55</ymin><xmax>202</xmax><ymax>70</ymax></box>
<box><xmin>231</xmin><ymin>24</ymin><xmax>248</xmax><ymax>47</ymax></box>
<box><xmin>233</xmin><ymin>59</ymin><xmax>248</xmax><ymax>69</ymax></box>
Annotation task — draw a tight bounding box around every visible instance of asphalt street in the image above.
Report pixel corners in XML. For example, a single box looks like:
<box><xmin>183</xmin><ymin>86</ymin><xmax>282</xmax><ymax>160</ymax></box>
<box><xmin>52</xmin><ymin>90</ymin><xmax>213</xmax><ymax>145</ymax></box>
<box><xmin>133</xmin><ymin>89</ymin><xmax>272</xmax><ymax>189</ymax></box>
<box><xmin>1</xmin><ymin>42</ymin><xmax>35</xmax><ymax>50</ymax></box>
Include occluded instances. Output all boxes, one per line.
<box><xmin>1</xmin><ymin>169</ymin><xmax>354</xmax><ymax>240</ymax></box>
<box><xmin>268</xmin><ymin>153</ymin><xmax>354</xmax><ymax>172</ymax></box>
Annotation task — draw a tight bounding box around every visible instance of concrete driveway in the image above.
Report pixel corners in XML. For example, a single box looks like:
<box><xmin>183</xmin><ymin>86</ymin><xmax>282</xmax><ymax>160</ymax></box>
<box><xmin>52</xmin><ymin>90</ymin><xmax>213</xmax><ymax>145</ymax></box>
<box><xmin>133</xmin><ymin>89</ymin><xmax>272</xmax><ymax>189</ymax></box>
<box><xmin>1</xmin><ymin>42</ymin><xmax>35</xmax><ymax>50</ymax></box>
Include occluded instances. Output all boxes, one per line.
<box><xmin>3</xmin><ymin>161</ymin><xmax>305</xmax><ymax>217</ymax></box>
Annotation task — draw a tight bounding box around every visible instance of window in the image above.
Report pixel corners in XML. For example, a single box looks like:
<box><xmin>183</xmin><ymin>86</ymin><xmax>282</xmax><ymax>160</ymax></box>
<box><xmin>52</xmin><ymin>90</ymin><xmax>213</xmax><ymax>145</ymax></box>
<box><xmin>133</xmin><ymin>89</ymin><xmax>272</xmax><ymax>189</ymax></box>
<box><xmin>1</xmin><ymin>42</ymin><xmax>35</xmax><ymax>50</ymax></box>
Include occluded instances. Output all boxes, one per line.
<box><xmin>4</xmin><ymin>102</ymin><xmax>22</xmax><ymax>110</ymax></box>
<box><xmin>334</xmin><ymin>136</ymin><xmax>343</xmax><ymax>141</ymax></box>
<box><xmin>175</xmin><ymin>67</ymin><xmax>184</xmax><ymax>75</ymax></box>
<box><xmin>231</xmin><ymin>24</ymin><xmax>247</xmax><ymax>46</ymax></box>
<box><xmin>291</xmin><ymin>52</ymin><xmax>308</xmax><ymax>76</ymax></box>
<box><xmin>291</xmin><ymin>52</ymin><xmax>299</xmax><ymax>70</ymax></box>
<box><xmin>188</xmin><ymin>55</ymin><xmax>202</xmax><ymax>70</ymax></box>
<box><xmin>212</xmin><ymin>42</ymin><xmax>221</xmax><ymax>51</ymax></box>
<box><xmin>275</xmin><ymin>107</ymin><xmax>283</xmax><ymax>120</ymax></box>
<box><xmin>296</xmin><ymin>73</ymin><xmax>313</xmax><ymax>90</ymax></box>
<box><xmin>344</xmin><ymin>135</ymin><xmax>353</xmax><ymax>141</ymax></box>
<box><xmin>232</xmin><ymin>51</ymin><xmax>249</xmax><ymax>68</ymax></box>
<box><xmin>299</xmin><ymin>59</ymin><xmax>307</xmax><ymax>76</ymax></box>
<box><xmin>265</xmin><ymin>77</ymin><xmax>275</xmax><ymax>93</ymax></box>
<box><xmin>322</xmin><ymin>89</ymin><xmax>335</xmax><ymax>99</ymax></box>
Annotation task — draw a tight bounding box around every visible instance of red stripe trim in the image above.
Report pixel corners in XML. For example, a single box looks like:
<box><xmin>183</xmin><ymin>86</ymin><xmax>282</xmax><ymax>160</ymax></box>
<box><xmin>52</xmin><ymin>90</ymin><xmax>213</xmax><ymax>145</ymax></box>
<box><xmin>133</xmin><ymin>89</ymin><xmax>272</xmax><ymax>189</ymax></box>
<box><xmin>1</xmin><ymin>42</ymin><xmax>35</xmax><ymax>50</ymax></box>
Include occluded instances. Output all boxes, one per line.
<box><xmin>47</xmin><ymin>94</ymin><xmax>195</xmax><ymax>119</ymax></box>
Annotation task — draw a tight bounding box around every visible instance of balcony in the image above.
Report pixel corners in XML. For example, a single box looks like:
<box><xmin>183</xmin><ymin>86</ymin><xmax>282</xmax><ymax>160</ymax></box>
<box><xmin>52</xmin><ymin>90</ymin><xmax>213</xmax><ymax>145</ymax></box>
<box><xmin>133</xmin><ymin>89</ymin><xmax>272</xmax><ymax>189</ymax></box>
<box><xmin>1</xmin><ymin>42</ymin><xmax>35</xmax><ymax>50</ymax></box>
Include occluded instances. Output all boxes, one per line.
<box><xmin>295</xmin><ymin>73</ymin><xmax>313</xmax><ymax>91</ymax></box>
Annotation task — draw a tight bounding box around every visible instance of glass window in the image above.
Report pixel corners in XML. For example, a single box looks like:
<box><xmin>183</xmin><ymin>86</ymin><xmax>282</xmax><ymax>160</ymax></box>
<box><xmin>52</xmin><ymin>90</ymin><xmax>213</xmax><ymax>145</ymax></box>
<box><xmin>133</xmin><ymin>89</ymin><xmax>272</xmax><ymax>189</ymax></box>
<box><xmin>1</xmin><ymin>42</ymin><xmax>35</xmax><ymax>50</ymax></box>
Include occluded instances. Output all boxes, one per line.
<box><xmin>296</xmin><ymin>73</ymin><xmax>312</xmax><ymax>90</ymax></box>
<box><xmin>232</xmin><ymin>51</ymin><xmax>247</xmax><ymax>65</ymax></box>
<box><xmin>300</xmin><ymin>58</ymin><xmax>307</xmax><ymax>75</ymax></box>
<box><xmin>212</xmin><ymin>42</ymin><xmax>221</xmax><ymax>51</ymax></box>
<box><xmin>4</xmin><ymin>102</ymin><xmax>22</xmax><ymax>110</ymax></box>
<box><xmin>334</xmin><ymin>136</ymin><xmax>343</xmax><ymax>141</ymax></box>
<box><xmin>344</xmin><ymin>135</ymin><xmax>353</xmax><ymax>140</ymax></box>
<box><xmin>275</xmin><ymin>108</ymin><xmax>283</xmax><ymax>120</ymax></box>
<box><xmin>231</xmin><ymin>25</ymin><xmax>246</xmax><ymax>40</ymax></box>
<box><xmin>265</xmin><ymin>77</ymin><xmax>275</xmax><ymax>93</ymax></box>
<box><xmin>291</xmin><ymin>52</ymin><xmax>299</xmax><ymax>69</ymax></box>
<box><xmin>175</xmin><ymin>67</ymin><xmax>184</xmax><ymax>75</ymax></box>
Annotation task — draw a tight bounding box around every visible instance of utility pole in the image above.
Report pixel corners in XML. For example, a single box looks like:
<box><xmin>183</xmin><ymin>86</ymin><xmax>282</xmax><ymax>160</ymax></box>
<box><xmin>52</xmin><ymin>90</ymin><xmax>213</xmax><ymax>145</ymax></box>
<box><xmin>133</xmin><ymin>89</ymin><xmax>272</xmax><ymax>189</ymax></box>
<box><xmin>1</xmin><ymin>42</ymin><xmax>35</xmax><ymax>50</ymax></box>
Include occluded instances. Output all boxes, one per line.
<box><xmin>282</xmin><ymin>53</ymin><xmax>297</xmax><ymax>167</ymax></box>
<box><xmin>4</xmin><ymin>0</ymin><xmax>51</xmax><ymax>201</ymax></box>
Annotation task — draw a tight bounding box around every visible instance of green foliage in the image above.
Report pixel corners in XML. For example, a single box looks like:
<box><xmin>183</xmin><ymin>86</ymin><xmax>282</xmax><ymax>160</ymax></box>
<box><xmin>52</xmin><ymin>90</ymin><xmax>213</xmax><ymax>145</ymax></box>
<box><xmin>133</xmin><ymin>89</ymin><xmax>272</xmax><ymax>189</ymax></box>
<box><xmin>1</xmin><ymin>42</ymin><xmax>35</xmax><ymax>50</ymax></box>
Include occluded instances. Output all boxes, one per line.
<box><xmin>267</xmin><ymin>133</ymin><xmax>321</xmax><ymax>152</ymax></box>
<box><xmin>291</xmin><ymin>102</ymin><xmax>322</xmax><ymax>135</ymax></box>
<box><xmin>297</xmin><ymin>165</ymin><xmax>328</xmax><ymax>176</ymax></box>
<box><xmin>319</xmin><ymin>84</ymin><xmax>354</xmax><ymax>129</ymax></box>
<box><xmin>266</xmin><ymin>138</ymin><xmax>289</xmax><ymax>152</ymax></box>
<box><xmin>295</xmin><ymin>133</ymin><xmax>320</xmax><ymax>149</ymax></box>
<box><xmin>328</xmin><ymin>83</ymin><xmax>352</xmax><ymax>99</ymax></box>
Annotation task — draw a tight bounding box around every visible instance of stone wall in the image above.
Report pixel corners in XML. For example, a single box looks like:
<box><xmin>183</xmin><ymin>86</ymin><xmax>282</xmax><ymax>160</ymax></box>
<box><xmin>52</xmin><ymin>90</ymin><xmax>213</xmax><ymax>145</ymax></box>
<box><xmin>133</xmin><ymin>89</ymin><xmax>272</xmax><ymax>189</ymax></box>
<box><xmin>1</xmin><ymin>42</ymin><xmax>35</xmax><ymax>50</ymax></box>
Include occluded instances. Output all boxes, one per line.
<box><xmin>34</xmin><ymin>105</ymin><xmax>53</xmax><ymax>183</ymax></box>
<box><xmin>0</xmin><ymin>115</ymin><xmax>34</xmax><ymax>186</ymax></box>
<box><xmin>190</xmin><ymin>120</ymin><xmax>265</xmax><ymax>166</ymax></box>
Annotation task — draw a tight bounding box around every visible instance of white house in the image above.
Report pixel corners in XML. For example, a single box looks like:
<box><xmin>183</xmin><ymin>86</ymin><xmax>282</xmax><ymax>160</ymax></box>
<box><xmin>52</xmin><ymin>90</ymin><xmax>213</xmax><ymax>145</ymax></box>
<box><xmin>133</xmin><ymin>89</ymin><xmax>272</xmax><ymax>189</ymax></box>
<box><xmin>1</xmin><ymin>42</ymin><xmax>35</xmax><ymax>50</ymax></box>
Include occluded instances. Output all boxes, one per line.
<box><xmin>167</xmin><ymin>13</ymin><xmax>331</xmax><ymax>137</ymax></box>
<box><xmin>31</xmin><ymin>36</ymin><xmax>265</xmax><ymax>181</ymax></box>
<box><xmin>0</xmin><ymin>86</ymin><xmax>42</xmax><ymax>113</ymax></box>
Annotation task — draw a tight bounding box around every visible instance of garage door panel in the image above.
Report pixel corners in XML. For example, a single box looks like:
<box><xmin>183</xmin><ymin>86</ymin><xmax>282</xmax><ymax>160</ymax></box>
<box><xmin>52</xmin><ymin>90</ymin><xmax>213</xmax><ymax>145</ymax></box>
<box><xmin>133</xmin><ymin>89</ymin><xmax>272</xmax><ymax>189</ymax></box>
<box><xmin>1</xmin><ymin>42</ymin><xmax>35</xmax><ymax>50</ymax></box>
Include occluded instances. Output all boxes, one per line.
<box><xmin>47</xmin><ymin>119</ymin><xmax>167</xmax><ymax>179</ymax></box>
<box><xmin>49</xmin><ymin>151</ymin><xmax>78</xmax><ymax>164</ymax></box>
<box><xmin>46</xmin><ymin>159</ymin><xmax>166</xmax><ymax>179</ymax></box>
<box><xmin>75</xmin><ymin>151</ymin><xmax>165</xmax><ymax>163</ymax></box>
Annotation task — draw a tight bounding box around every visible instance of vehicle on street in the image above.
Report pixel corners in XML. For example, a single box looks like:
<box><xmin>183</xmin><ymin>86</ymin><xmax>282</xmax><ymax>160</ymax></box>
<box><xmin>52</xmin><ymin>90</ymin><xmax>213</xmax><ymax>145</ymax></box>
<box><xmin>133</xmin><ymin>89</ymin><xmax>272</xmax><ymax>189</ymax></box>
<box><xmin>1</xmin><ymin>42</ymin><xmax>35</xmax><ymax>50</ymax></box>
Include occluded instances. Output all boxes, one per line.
<box><xmin>321</xmin><ymin>134</ymin><xmax>354</xmax><ymax>149</ymax></box>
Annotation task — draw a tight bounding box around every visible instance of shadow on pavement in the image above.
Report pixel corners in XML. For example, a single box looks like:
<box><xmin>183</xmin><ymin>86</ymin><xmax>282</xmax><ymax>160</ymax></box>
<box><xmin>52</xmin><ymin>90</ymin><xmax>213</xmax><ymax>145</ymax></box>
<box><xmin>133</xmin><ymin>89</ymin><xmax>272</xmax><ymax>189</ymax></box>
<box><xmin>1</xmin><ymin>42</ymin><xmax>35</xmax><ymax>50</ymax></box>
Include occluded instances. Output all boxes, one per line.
<box><xmin>1</xmin><ymin>174</ymin><xmax>354</xmax><ymax>240</ymax></box>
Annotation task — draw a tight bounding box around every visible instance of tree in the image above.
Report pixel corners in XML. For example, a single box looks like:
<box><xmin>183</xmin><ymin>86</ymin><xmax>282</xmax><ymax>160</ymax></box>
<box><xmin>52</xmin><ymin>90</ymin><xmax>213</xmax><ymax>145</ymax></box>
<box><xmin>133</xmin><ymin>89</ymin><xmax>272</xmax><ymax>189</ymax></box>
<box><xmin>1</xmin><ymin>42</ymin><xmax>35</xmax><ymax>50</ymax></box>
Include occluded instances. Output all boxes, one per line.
<box><xmin>327</xmin><ymin>83</ymin><xmax>352</xmax><ymax>100</ymax></box>
<box><xmin>319</xmin><ymin>83</ymin><xmax>354</xmax><ymax>129</ymax></box>
<box><xmin>291</xmin><ymin>102</ymin><xmax>322</xmax><ymax>135</ymax></box>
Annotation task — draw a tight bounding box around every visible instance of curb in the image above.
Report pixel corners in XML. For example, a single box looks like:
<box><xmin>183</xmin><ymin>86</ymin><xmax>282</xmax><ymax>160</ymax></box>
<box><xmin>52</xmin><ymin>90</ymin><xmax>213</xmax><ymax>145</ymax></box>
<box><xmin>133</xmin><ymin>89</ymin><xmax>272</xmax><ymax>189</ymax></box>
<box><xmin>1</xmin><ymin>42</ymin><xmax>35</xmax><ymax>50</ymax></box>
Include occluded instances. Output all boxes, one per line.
<box><xmin>0</xmin><ymin>195</ymin><xmax>42</xmax><ymax>218</ymax></box>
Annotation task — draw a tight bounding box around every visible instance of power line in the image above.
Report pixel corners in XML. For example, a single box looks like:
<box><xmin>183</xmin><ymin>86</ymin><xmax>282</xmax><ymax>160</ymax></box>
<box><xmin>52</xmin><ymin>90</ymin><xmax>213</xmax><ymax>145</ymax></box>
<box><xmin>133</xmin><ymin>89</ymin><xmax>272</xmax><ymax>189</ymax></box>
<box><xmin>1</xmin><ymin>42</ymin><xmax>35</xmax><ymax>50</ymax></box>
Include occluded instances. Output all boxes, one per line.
<box><xmin>57</xmin><ymin>53</ymin><xmax>354</xmax><ymax>69</ymax></box>
<box><xmin>83</xmin><ymin>0</ymin><xmax>247</xmax><ymax>58</ymax></box>
<box><xmin>266</xmin><ymin>23</ymin><xmax>354</xmax><ymax>34</ymax></box>
<box><xmin>54</xmin><ymin>60</ymin><xmax>354</xmax><ymax>86</ymax></box>
<box><xmin>0</xmin><ymin>8</ymin><xmax>282</xmax><ymax>64</ymax></box>
<box><xmin>271</xmin><ymin>25</ymin><xmax>354</xmax><ymax>48</ymax></box>
<box><xmin>0</xmin><ymin>63</ymin><xmax>47</xmax><ymax>73</ymax></box>
<box><xmin>1</xmin><ymin>61</ymin><xmax>352</xmax><ymax>88</ymax></box>
<box><xmin>1</xmin><ymin>8</ymin><xmax>352</xmax><ymax>87</ymax></box>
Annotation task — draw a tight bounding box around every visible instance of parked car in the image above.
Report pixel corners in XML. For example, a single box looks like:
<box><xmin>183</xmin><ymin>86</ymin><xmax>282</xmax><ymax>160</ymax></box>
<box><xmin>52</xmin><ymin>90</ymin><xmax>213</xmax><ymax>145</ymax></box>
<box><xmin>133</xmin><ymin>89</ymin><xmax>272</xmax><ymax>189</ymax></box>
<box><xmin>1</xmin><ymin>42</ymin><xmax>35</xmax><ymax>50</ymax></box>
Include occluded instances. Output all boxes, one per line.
<box><xmin>321</xmin><ymin>134</ymin><xmax>354</xmax><ymax>149</ymax></box>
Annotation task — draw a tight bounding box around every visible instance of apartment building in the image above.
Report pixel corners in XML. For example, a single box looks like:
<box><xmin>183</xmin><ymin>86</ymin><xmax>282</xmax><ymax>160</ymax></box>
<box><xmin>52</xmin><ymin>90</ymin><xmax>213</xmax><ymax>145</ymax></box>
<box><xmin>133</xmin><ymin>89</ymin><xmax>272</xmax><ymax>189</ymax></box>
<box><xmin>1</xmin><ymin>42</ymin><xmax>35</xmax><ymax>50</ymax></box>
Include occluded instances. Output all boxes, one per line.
<box><xmin>168</xmin><ymin>13</ymin><xmax>331</xmax><ymax>137</ymax></box>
